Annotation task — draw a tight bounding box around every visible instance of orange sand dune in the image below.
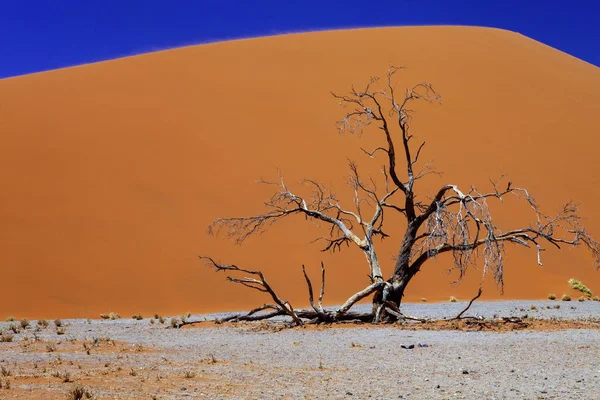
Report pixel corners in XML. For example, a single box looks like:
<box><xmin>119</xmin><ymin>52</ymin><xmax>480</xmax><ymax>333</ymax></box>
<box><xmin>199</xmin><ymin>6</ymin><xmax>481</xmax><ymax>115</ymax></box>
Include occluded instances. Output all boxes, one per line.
<box><xmin>1</xmin><ymin>26</ymin><xmax>599</xmax><ymax>319</ymax></box>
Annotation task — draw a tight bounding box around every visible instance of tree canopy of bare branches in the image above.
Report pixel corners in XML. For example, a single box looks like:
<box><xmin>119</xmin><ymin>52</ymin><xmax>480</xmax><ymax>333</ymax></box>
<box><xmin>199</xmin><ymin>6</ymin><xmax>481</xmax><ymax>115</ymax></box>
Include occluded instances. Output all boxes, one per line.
<box><xmin>202</xmin><ymin>66</ymin><xmax>600</xmax><ymax>325</ymax></box>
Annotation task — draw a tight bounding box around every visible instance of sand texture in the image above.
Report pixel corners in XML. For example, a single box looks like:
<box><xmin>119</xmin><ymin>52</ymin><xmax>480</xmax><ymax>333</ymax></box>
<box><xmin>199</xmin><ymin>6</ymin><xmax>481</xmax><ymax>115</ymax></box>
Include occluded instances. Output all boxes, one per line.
<box><xmin>1</xmin><ymin>26</ymin><xmax>600</xmax><ymax>318</ymax></box>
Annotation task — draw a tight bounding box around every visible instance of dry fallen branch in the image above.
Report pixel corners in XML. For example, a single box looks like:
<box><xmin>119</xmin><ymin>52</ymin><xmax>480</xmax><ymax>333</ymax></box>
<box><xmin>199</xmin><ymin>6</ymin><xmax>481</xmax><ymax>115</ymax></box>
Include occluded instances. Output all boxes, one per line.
<box><xmin>200</xmin><ymin>256</ymin><xmax>303</xmax><ymax>326</ymax></box>
<box><xmin>450</xmin><ymin>287</ymin><xmax>483</xmax><ymax>320</ymax></box>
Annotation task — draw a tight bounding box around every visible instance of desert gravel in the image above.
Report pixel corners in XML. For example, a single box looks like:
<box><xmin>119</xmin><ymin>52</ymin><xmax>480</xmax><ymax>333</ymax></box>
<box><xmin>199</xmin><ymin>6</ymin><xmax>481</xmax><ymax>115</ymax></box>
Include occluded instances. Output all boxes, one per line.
<box><xmin>0</xmin><ymin>300</ymin><xmax>598</xmax><ymax>399</ymax></box>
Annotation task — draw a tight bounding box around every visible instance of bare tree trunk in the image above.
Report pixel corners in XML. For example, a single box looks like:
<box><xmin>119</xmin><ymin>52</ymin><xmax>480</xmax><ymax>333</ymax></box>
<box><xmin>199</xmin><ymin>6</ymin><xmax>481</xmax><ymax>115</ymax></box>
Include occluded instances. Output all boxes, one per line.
<box><xmin>372</xmin><ymin>223</ymin><xmax>419</xmax><ymax>319</ymax></box>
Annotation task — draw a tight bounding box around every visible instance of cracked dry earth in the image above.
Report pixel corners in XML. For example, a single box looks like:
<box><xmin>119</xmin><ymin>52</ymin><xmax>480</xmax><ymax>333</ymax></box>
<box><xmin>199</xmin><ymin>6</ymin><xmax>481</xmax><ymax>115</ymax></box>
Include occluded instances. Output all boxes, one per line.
<box><xmin>0</xmin><ymin>303</ymin><xmax>599</xmax><ymax>399</ymax></box>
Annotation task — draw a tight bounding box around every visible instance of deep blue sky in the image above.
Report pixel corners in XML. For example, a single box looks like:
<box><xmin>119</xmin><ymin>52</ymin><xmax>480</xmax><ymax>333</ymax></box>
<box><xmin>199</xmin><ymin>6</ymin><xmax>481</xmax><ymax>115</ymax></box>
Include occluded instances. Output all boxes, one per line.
<box><xmin>1</xmin><ymin>0</ymin><xmax>598</xmax><ymax>79</ymax></box>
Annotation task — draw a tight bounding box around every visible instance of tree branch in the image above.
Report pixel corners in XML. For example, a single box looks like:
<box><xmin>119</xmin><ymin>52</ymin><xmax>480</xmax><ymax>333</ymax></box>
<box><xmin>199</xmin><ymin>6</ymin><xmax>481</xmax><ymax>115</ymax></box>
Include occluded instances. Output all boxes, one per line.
<box><xmin>200</xmin><ymin>256</ymin><xmax>303</xmax><ymax>326</ymax></box>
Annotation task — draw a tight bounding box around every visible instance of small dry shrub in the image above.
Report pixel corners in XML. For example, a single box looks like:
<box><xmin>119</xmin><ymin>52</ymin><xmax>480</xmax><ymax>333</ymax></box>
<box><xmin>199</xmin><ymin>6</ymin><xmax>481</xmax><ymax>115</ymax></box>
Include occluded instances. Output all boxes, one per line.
<box><xmin>46</xmin><ymin>343</ymin><xmax>57</xmax><ymax>352</ymax></box>
<box><xmin>56</xmin><ymin>327</ymin><xmax>66</xmax><ymax>335</ymax></box>
<box><xmin>20</xmin><ymin>319</ymin><xmax>30</xmax><ymax>329</ymax></box>
<box><xmin>170</xmin><ymin>318</ymin><xmax>180</xmax><ymax>328</ymax></box>
<box><xmin>54</xmin><ymin>319</ymin><xmax>63</xmax><ymax>327</ymax></box>
<box><xmin>420</xmin><ymin>298</ymin><xmax>427</xmax><ymax>302</ymax></box>
<box><xmin>578</xmin><ymin>296</ymin><xmax>586</xmax><ymax>302</ymax></box>
<box><xmin>158</xmin><ymin>316</ymin><xmax>165</xmax><ymax>324</ymax></box>
<box><xmin>5</xmin><ymin>316</ymin><xmax>15</xmax><ymax>322</ymax></box>
<box><xmin>561</xmin><ymin>294</ymin><xmax>571</xmax><ymax>301</ymax></box>
<box><xmin>132</xmin><ymin>313</ymin><xmax>143</xmax><ymax>321</ymax></box>
<box><xmin>449</xmin><ymin>296</ymin><xmax>457</xmax><ymax>303</ymax></box>
<box><xmin>8</xmin><ymin>324</ymin><xmax>20</xmax><ymax>334</ymax></box>
<box><xmin>0</xmin><ymin>333</ymin><xmax>14</xmax><ymax>343</ymax></box>
<box><xmin>37</xmin><ymin>319</ymin><xmax>49</xmax><ymax>328</ymax></box>
<box><xmin>547</xmin><ymin>294</ymin><xmax>556</xmax><ymax>300</ymax></box>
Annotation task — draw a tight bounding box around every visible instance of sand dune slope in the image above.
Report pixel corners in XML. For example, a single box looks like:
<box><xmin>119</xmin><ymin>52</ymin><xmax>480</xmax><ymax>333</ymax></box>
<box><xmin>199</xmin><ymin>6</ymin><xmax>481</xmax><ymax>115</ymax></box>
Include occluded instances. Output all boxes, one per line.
<box><xmin>1</xmin><ymin>26</ymin><xmax>599</xmax><ymax>318</ymax></box>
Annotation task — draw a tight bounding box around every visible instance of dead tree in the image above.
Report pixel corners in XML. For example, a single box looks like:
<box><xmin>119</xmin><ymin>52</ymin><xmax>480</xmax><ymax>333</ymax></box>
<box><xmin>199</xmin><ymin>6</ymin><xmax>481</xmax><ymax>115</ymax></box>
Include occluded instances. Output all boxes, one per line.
<box><xmin>203</xmin><ymin>66</ymin><xmax>600</xmax><ymax>324</ymax></box>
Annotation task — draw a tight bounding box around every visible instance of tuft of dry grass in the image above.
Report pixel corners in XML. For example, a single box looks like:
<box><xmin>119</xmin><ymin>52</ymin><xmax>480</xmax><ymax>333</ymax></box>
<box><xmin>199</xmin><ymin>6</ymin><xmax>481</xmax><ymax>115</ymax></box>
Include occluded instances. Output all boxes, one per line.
<box><xmin>56</xmin><ymin>327</ymin><xmax>66</xmax><ymax>335</ymax></box>
<box><xmin>100</xmin><ymin>312</ymin><xmax>120</xmax><ymax>320</ymax></box>
<box><xmin>421</xmin><ymin>298</ymin><xmax>427</xmax><ymax>302</ymax></box>
<box><xmin>54</xmin><ymin>319</ymin><xmax>63</xmax><ymax>327</ymax></box>
<box><xmin>46</xmin><ymin>343</ymin><xmax>57</xmax><ymax>352</ymax></box>
<box><xmin>205</xmin><ymin>354</ymin><xmax>218</xmax><ymax>365</ymax></box>
<box><xmin>547</xmin><ymin>294</ymin><xmax>556</xmax><ymax>300</ymax></box>
<box><xmin>0</xmin><ymin>377</ymin><xmax>11</xmax><ymax>389</ymax></box>
<box><xmin>52</xmin><ymin>370</ymin><xmax>72</xmax><ymax>382</ymax></box>
<box><xmin>132</xmin><ymin>313</ymin><xmax>143</xmax><ymax>321</ymax></box>
<box><xmin>578</xmin><ymin>296</ymin><xmax>586</xmax><ymax>302</ymax></box>
<box><xmin>170</xmin><ymin>317</ymin><xmax>180</xmax><ymax>328</ymax></box>
<box><xmin>5</xmin><ymin>316</ymin><xmax>15</xmax><ymax>322</ymax></box>
<box><xmin>8</xmin><ymin>324</ymin><xmax>20</xmax><ymax>334</ymax></box>
<box><xmin>20</xmin><ymin>319</ymin><xmax>30</xmax><ymax>329</ymax></box>
<box><xmin>0</xmin><ymin>366</ymin><xmax>12</xmax><ymax>377</ymax></box>
<box><xmin>67</xmin><ymin>384</ymin><xmax>94</xmax><ymax>399</ymax></box>
<box><xmin>183</xmin><ymin>370</ymin><xmax>196</xmax><ymax>378</ymax></box>
<box><xmin>561</xmin><ymin>294</ymin><xmax>571</xmax><ymax>301</ymax></box>
<box><xmin>449</xmin><ymin>296</ymin><xmax>457</xmax><ymax>303</ymax></box>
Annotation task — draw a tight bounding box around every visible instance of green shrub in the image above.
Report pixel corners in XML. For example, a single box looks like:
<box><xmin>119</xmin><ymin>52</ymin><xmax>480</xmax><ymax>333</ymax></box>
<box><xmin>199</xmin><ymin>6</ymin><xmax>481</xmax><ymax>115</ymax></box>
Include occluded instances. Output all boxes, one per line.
<box><xmin>568</xmin><ymin>279</ymin><xmax>593</xmax><ymax>297</ymax></box>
